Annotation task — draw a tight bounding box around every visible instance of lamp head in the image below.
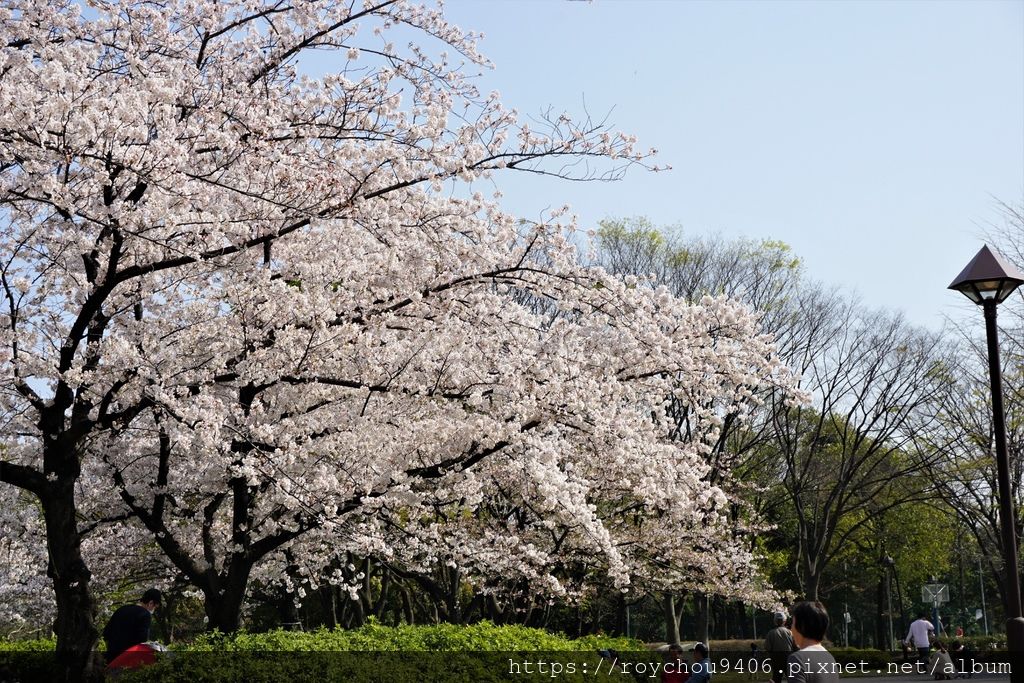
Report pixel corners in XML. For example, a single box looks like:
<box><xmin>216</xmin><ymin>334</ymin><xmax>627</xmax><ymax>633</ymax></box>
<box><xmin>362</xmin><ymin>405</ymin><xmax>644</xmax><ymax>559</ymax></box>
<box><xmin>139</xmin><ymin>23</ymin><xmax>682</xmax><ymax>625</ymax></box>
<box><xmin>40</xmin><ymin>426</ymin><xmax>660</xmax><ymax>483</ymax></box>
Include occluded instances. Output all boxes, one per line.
<box><xmin>949</xmin><ymin>245</ymin><xmax>1024</xmax><ymax>305</ymax></box>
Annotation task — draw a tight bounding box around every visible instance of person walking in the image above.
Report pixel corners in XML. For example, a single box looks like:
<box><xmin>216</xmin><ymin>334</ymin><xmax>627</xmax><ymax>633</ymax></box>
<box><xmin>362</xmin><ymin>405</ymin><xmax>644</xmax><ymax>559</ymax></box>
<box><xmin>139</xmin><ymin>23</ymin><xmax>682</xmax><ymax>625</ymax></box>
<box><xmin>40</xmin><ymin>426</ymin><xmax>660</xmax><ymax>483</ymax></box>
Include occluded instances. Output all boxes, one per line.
<box><xmin>905</xmin><ymin>612</ymin><xmax>936</xmax><ymax>671</ymax></box>
<box><xmin>786</xmin><ymin>601</ymin><xmax>839</xmax><ymax>683</ymax></box>
<box><xmin>765</xmin><ymin>611</ymin><xmax>796</xmax><ymax>683</ymax></box>
<box><xmin>102</xmin><ymin>588</ymin><xmax>162</xmax><ymax>664</ymax></box>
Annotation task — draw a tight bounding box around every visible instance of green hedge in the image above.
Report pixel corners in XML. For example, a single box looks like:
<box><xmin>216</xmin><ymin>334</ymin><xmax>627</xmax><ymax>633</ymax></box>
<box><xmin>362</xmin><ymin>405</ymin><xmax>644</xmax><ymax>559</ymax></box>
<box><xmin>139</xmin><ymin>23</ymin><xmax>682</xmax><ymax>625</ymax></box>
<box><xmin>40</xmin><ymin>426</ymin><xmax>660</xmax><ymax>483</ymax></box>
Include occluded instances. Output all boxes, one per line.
<box><xmin>954</xmin><ymin>634</ymin><xmax>1005</xmax><ymax>650</ymax></box>
<box><xmin>0</xmin><ymin>623</ymin><xmax>639</xmax><ymax>654</ymax></box>
<box><xmin>125</xmin><ymin>624</ymin><xmax>643</xmax><ymax>683</ymax></box>
<box><xmin>0</xmin><ymin>637</ymin><xmax>57</xmax><ymax>652</ymax></box>
<box><xmin>183</xmin><ymin>621</ymin><xmax>640</xmax><ymax>652</ymax></box>
<box><xmin>1</xmin><ymin>624</ymin><xmax>645</xmax><ymax>683</ymax></box>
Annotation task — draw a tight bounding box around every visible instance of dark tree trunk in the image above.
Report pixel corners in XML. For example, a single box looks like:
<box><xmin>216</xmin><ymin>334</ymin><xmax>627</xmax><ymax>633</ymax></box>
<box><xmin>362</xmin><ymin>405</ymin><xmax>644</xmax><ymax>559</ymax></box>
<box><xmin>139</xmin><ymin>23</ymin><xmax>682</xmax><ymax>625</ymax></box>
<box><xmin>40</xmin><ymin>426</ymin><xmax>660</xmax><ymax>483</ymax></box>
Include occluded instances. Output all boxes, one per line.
<box><xmin>720</xmin><ymin>597</ymin><xmax>729</xmax><ymax>638</ymax></box>
<box><xmin>737</xmin><ymin>602</ymin><xmax>749</xmax><ymax>639</ymax></box>
<box><xmin>875</xmin><ymin>573</ymin><xmax>886</xmax><ymax>651</ymax></box>
<box><xmin>203</xmin><ymin>565</ymin><xmax>252</xmax><ymax>632</ymax></box>
<box><xmin>522</xmin><ymin>601</ymin><xmax>536</xmax><ymax>627</ymax></box>
<box><xmin>444</xmin><ymin>567</ymin><xmax>462</xmax><ymax>623</ymax></box>
<box><xmin>615</xmin><ymin>594</ymin><xmax>627</xmax><ymax>636</ymax></box>
<box><xmin>400</xmin><ymin>587</ymin><xmax>415</xmax><ymax>625</ymax></box>
<box><xmin>153</xmin><ymin>589</ymin><xmax>178</xmax><ymax>643</ymax></box>
<box><xmin>696</xmin><ymin>593</ymin><xmax>709</xmax><ymax>643</ymax></box>
<box><xmin>321</xmin><ymin>585</ymin><xmax>338</xmax><ymax>628</ymax></box>
<box><xmin>373</xmin><ymin>566</ymin><xmax>392</xmax><ymax>619</ymax></box>
<box><xmin>485</xmin><ymin>594</ymin><xmax>503</xmax><ymax>624</ymax></box>
<box><xmin>41</xmin><ymin>471</ymin><xmax>99</xmax><ymax>683</ymax></box>
<box><xmin>278</xmin><ymin>593</ymin><xmax>300</xmax><ymax>628</ymax></box>
<box><xmin>359</xmin><ymin>557</ymin><xmax>374</xmax><ymax>618</ymax></box>
<box><xmin>804</xmin><ymin>567</ymin><xmax>821</xmax><ymax>602</ymax></box>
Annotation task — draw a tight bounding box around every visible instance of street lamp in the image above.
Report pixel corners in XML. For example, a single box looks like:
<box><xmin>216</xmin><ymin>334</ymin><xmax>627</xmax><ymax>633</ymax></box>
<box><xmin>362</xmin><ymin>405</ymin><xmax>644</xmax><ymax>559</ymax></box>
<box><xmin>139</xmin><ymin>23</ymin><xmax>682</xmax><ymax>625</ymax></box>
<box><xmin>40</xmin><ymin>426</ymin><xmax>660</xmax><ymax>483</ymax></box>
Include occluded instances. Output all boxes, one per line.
<box><xmin>881</xmin><ymin>554</ymin><xmax>896</xmax><ymax>652</ymax></box>
<box><xmin>882</xmin><ymin>554</ymin><xmax>907</xmax><ymax>641</ymax></box>
<box><xmin>949</xmin><ymin>245</ymin><xmax>1024</xmax><ymax>675</ymax></box>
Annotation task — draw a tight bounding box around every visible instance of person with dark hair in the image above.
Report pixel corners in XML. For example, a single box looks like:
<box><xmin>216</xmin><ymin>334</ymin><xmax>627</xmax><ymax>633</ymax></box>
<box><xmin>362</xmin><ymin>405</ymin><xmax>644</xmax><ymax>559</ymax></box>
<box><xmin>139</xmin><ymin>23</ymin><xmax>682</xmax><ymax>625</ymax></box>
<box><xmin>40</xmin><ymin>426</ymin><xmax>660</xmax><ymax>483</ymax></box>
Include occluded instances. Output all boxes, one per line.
<box><xmin>765</xmin><ymin>611</ymin><xmax>796</xmax><ymax>683</ymax></box>
<box><xmin>905</xmin><ymin>612</ymin><xmax>935</xmax><ymax>669</ymax></box>
<box><xmin>662</xmin><ymin>643</ymin><xmax>690</xmax><ymax>683</ymax></box>
<box><xmin>786</xmin><ymin>601</ymin><xmax>838</xmax><ymax>683</ymax></box>
<box><xmin>689</xmin><ymin>642</ymin><xmax>711</xmax><ymax>683</ymax></box>
<box><xmin>102</xmin><ymin>588</ymin><xmax>162</xmax><ymax>663</ymax></box>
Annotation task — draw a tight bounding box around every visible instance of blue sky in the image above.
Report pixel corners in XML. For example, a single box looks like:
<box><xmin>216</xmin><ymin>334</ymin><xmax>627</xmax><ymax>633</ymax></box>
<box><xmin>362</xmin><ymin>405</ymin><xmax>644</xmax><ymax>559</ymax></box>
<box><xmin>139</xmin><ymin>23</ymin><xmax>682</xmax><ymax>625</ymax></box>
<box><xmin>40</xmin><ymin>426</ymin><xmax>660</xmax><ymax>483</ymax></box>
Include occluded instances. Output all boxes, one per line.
<box><xmin>438</xmin><ymin>0</ymin><xmax>1024</xmax><ymax>330</ymax></box>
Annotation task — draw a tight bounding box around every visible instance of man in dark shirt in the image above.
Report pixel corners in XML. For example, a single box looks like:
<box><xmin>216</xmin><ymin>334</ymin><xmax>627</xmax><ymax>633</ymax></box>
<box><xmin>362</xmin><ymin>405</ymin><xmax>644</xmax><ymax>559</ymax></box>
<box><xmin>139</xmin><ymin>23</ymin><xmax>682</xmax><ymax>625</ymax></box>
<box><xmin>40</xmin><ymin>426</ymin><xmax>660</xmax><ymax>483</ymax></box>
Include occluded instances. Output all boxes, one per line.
<box><xmin>102</xmin><ymin>588</ymin><xmax>161</xmax><ymax>663</ymax></box>
<box><xmin>765</xmin><ymin>611</ymin><xmax>796</xmax><ymax>683</ymax></box>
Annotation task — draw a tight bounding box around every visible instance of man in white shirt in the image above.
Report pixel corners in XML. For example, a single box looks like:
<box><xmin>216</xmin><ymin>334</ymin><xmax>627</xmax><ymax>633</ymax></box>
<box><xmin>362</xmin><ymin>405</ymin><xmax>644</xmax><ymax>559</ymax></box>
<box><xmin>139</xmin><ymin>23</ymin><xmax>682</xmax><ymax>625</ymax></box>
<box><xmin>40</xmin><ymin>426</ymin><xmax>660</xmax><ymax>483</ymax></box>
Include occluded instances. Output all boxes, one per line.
<box><xmin>905</xmin><ymin>612</ymin><xmax>935</xmax><ymax>670</ymax></box>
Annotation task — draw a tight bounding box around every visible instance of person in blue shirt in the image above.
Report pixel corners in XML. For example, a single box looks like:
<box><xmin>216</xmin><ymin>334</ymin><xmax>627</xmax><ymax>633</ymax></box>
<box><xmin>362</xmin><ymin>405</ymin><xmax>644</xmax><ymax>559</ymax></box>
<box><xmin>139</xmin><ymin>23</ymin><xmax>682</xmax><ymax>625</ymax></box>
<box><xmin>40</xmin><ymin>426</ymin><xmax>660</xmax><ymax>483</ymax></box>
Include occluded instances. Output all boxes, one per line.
<box><xmin>689</xmin><ymin>642</ymin><xmax>712</xmax><ymax>683</ymax></box>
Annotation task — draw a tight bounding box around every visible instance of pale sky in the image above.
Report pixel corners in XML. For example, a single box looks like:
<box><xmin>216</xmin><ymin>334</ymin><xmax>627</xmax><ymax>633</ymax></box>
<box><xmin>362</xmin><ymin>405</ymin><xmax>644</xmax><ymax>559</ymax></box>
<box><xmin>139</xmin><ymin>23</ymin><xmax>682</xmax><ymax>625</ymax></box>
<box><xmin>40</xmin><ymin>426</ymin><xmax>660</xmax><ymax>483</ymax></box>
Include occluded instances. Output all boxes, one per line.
<box><xmin>439</xmin><ymin>0</ymin><xmax>1024</xmax><ymax>330</ymax></box>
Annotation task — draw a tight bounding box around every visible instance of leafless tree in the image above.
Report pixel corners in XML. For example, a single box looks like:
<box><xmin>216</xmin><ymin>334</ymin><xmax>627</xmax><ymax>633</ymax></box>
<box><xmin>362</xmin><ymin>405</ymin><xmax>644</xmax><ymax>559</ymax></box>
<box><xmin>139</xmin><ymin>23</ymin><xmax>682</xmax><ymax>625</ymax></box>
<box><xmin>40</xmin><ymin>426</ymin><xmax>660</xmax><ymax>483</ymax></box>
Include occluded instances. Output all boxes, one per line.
<box><xmin>763</xmin><ymin>297</ymin><xmax>952</xmax><ymax>600</ymax></box>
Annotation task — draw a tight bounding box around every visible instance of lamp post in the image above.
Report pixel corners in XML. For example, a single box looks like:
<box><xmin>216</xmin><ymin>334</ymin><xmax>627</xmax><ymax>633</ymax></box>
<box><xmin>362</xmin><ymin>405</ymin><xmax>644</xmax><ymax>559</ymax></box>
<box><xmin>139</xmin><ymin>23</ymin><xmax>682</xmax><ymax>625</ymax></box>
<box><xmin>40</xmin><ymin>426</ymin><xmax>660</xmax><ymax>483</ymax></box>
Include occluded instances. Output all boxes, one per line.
<box><xmin>979</xmin><ymin>557</ymin><xmax>990</xmax><ymax>636</ymax></box>
<box><xmin>882</xmin><ymin>554</ymin><xmax>896</xmax><ymax>651</ymax></box>
<box><xmin>892</xmin><ymin>559</ymin><xmax>907</xmax><ymax>638</ymax></box>
<box><xmin>949</xmin><ymin>245</ymin><xmax>1024</xmax><ymax>678</ymax></box>
<box><xmin>882</xmin><ymin>554</ymin><xmax>907</xmax><ymax>642</ymax></box>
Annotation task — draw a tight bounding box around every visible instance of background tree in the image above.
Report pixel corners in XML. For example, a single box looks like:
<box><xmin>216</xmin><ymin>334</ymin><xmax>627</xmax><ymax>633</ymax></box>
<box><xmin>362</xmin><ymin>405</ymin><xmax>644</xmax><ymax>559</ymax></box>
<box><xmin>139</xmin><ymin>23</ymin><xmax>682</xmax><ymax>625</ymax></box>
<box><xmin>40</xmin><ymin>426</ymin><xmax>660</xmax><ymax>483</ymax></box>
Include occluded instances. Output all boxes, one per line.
<box><xmin>592</xmin><ymin>217</ymin><xmax>967</xmax><ymax>637</ymax></box>
<box><xmin>765</xmin><ymin>300</ymin><xmax>950</xmax><ymax>600</ymax></box>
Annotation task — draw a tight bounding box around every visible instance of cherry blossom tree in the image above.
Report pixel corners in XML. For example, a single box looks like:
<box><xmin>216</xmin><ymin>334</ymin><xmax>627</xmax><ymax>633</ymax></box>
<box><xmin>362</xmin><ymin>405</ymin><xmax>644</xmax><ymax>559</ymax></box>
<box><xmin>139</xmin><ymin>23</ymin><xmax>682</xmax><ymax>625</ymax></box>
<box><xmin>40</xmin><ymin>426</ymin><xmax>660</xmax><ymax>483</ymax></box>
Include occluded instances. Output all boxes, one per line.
<box><xmin>0</xmin><ymin>1</ymin><xmax>793</xmax><ymax>680</ymax></box>
<box><xmin>95</xmin><ymin>228</ymin><xmax>790</xmax><ymax>631</ymax></box>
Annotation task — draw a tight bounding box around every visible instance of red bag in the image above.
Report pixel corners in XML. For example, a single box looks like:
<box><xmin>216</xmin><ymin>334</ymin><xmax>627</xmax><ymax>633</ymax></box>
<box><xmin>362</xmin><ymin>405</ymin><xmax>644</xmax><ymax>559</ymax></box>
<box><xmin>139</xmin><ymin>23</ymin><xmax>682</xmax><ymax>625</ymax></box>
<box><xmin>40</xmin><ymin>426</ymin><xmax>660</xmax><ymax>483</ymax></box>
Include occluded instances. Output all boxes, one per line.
<box><xmin>106</xmin><ymin>642</ymin><xmax>161</xmax><ymax>671</ymax></box>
